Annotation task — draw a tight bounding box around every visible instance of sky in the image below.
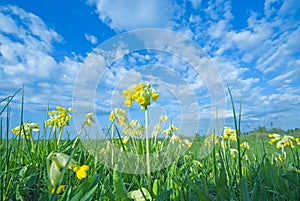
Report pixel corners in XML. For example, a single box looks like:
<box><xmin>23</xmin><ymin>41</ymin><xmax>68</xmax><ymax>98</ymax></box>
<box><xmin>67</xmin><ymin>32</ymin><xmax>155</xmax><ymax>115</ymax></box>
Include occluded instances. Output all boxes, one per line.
<box><xmin>0</xmin><ymin>0</ymin><xmax>299</xmax><ymax>139</ymax></box>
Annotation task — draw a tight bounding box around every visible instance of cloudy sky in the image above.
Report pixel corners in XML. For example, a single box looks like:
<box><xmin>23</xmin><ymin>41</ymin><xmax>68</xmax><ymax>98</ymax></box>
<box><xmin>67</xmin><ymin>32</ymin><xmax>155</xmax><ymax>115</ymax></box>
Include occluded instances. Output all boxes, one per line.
<box><xmin>0</xmin><ymin>0</ymin><xmax>299</xmax><ymax>138</ymax></box>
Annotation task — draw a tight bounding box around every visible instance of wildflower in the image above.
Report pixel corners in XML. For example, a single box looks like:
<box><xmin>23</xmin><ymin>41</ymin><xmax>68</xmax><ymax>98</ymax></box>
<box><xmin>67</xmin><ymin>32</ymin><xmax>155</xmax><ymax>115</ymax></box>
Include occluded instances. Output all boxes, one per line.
<box><xmin>11</xmin><ymin>122</ymin><xmax>40</xmax><ymax>138</ymax></box>
<box><xmin>230</xmin><ymin>148</ymin><xmax>238</xmax><ymax>158</ymax></box>
<box><xmin>296</xmin><ymin>169</ymin><xmax>300</xmax><ymax>174</ymax></box>
<box><xmin>223</xmin><ymin>127</ymin><xmax>236</xmax><ymax>141</ymax></box>
<box><xmin>73</xmin><ymin>165</ymin><xmax>90</xmax><ymax>180</ymax></box>
<box><xmin>152</xmin><ymin>93</ymin><xmax>159</xmax><ymax>101</ymax></box>
<box><xmin>170</xmin><ymin>134</ymin><xmax>182</xmax><ymax>143</ymax></box>
<box><xmin>295</xmin><ymin>138</ymin><xmax>300</xmax><ymax>145</ymax></box>
<box><xmin>122</xmin><ymin>135</ymin><xmax>130</xmax><ymax>145</ymax></box>
<box><xmin>84</xmin><ymin>112</ymin><xmax>96</xmax><ymax>127</ymax></box>
<box><xmin>51</xmin><ymin>185</ymin><xmax>65</xmax><ymax>194</ymax></box>
<box><xmin>240</xmin><ymin>141</ymin><xmax>250</xmax><ymax>150</ymax></box>
<box><xmin>275</xmin><ymin>155</ymin><xmax>284</xmax><ymax>162</ymax></box>
<box><xmin>159</xmin><ymin>115</ymin><xmax>169</xmax><ymax>123</ymax></box>
<box><xmin>45</xmin><ymin>106</ymin><xmax>73</xmax><ymax>129</ymax></box>
<box><xmin>123</xmin><ymin>119</ymin><xmax>144</xmax><ymax>136</ymax></box>
<box><xmin>183</xmin><ymin>139</ymin><xmax>192</xmax><ymax>148</ymax></box>
<box><xmin>109</xmin><ymin>108</ymin><xmax>128</xmax><ymax>127</ymax></box>
<box><xmin>269</xmin><ymin>138</ymin><xmax>276</xmax><ymax>145</ymax></box>
<box><xmin>122</xmin><ymin>83</ymin><xmax>159</xmax><ymax>110</ymax></box>
<box><xmin>204</xmin><ymin>133</ymin><xmax>219</xmax><ymax>147</ymax></box>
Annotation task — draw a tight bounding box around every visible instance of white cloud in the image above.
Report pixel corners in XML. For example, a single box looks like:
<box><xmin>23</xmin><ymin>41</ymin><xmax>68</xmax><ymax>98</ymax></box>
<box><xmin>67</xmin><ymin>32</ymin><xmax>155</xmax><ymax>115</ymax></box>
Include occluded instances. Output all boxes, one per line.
<box><xmin>84</xmin><ymin>33</ymin><xmax>98</xmax><ymax>44</ymax></box>
<box><xmin>87</xmin><ymin>0</ymin><xmax>182</xmax><ymax>31</ymax></box>
<box><xmin>188</xmin><ymin>0</ymin><xmax>201</xmax><ymax>9</ymax></box>
<box><xmin>0</xmin><ymin>6</ymin><xmax>82</xmax><ymax>111</ymax></box>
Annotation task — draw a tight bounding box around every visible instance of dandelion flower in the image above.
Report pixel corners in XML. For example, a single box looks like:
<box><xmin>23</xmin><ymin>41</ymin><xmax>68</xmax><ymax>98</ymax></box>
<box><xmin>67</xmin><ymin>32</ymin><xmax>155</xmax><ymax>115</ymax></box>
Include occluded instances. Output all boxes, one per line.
<box><xmin>73</xmin><ymin>165</ymin><xmax>90</xmax><ymax>180</ymax></box>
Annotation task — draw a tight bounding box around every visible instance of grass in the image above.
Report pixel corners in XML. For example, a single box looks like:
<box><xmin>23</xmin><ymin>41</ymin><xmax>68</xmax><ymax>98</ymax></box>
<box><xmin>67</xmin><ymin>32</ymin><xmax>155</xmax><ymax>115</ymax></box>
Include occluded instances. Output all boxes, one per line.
<box><xmin>1</xmin><ymin>87</ymin><xmax>300</xmax><ymax>201</ymax></box>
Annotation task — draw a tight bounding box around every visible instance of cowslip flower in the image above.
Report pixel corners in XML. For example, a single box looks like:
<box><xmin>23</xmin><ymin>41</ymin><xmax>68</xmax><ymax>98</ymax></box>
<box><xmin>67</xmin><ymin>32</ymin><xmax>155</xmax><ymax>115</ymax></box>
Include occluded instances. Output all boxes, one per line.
<box><xmin>84</xmin><ymin>112</ymin><xmax>96</xmax><ymax>127</ymax></box>
<box><xmin>122</xmin><ymin>83</ymin><xmax>159</xmax><ymax>110</ymax></box>
<box><xmin>109</xmin><ymin>108</ymin><xmax>128</xmax><ymax>127</ymax></box>
<box><xmin>123</xmin><ymin>119</ymin><xmax>144</xmax><ymax>136</ymax></box>
<box><xmin>240</xmin><ymin>141</ymin><xmax>250</xmax><ymax>150</ymax></box>
<box><xmin>11</xmin><ymin>122</ymin><xmax>40</xmax><ymax>138</ymax></box>
<box><xmin>223</xmin><ymin>127</ymin><xmax>237</xmax><ymax>141</ymax></box>
<box><xmin>45</xmin><ymin>106</ymin><xmax>73</xmax><ymax>129</ymax></box>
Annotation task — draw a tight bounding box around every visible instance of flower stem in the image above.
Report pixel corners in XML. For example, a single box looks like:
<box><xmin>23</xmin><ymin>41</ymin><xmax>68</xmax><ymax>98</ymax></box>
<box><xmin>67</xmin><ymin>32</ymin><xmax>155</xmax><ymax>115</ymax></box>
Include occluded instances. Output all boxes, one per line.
<box><xmin>145</xmin><ymin>108</ymin><xmax>151</xmax><ymax>190</ymax></box>
<box><xmin>57</xmin><ymin>128</ymin><xmax>63</xmax><ymax>147</ymax></box>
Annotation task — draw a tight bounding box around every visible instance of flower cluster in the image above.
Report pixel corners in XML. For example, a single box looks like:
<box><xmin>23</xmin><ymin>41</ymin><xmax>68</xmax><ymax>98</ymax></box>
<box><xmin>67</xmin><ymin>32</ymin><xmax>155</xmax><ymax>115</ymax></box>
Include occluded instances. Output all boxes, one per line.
<box><xmin>122</xmin><ymin>83</ymin><xmax>159</xmax><ymax>110</ymax></box>
<box><xmin>45</xmin><ymin>106</ymin><xmax>73</xmax><ymax>129</ymax></box>
<box><xmin>84</xmin><ymin>112</ymin><xmax>96</xmax><ymax>127</ymax></box>
<box><xmin>47</xmin><ymin>152</ymin><xmax>89</xmax><ymax>194</ymax></box>
<box><xmin>73</xmin><ymin>165</ymin><xmax>90</xmax><ymax>180</ymax></box>
<box><xmin>240</xmin><ymin>141</ymin><xmax>250</xmax><ymax>150</ymax></box>
<box><xmin>109</xmin><ymin>108</ymin><xmax>144</xmax><ymax>136</ymax></box>
<box><xmin>11</xmin><ymin>122</ymin><xmax>40</xmax><ymax>138</ymax></box>
<box><xmin>268</xmin><ymin>133</ymin><xmax>296</xmax><ymax>149</ymax></box>
<box><xmin>223</xmin><ymin>127</ymin><xmax>237</xmax><ymax>141</ymax></box>
<box><xmin>204</xmin><ymin>133</ymin><xmax>219</xmax><ymax>147</ymax></box>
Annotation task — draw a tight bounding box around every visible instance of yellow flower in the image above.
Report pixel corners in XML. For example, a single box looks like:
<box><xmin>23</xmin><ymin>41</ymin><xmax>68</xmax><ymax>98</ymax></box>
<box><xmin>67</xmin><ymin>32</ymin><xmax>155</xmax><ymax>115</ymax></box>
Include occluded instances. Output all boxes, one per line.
<box><xmin>137</xmin><ymin>96</ymin><xmax>145</xmax><ymax>105</ymax></box>
<box><xmin>159</xmin><ymin>115</ymin><xmax>169</xmax><ymax>123</ymax></box>
<box><xmin>73</xmin><ymin>165</ymin><xmax>90</xmax><ymax>180</ymax></box>
<box><xmin>45</xmin><ymin>106</ymin><xmax>72</xmax><ymax>129</ymax></box>
<box><xmin>52</xmin><ymin>185</ymin><xmax>65</xmax><ymax>194</ymax></box>
<box><xmin>11</xmin><ymin>122</ymin><xmax>40</xmax><ymax>138</ymax></box>
<box><xmin>296</xmin><ymin>169</ymin><xmax>300</xmax><ymax>174</ymax></box>
<box><xmin>122</xmin><ymin>136</ymin><xmax>130</xmax><ymax>145</ymax></box>
<box><xmin>122</xmin><ymin>83</ymin><xmax>159</xmax><ymax>109</ymax></box>
<box><xmin>134</xmin><ymin>83</ymin><xmax>144</xmax><ymax>94</ymax></box>
<box><xmin>124</xmin><ymin>99</ymin><xmax>132</xmax><ymax>107</ymax></box>
<box><xmin>295</xmin><ymin>138</ymin><xmax>300</xmax><ymax>145</ymax></box>
<box><xmin>152</xmin><ymin>93</ymin><xmax>159</xmax><ymax>101</ymax></box>
<box><xmin>240</xmin><ymin>141</ymin><xmax>250</xmax><ymax>150</ymax></box>
<box><xmin>268</xmin><ymin>134</ymin><xmax>273</xmax><ymax>138</ymax></box>
<box><xmin>84</xmin><ymin>112</ymin><xmax>96</xmax><ymax>127</ymax></box>
<box><xmin>132</xmin><ymin>93</ymin><xmax>139</xmax><ymax>100</ymax></box>
<box><xmin>230</xmin><ymin>148</ymin><xmax>238</xmax><ymax>158</ymax></box>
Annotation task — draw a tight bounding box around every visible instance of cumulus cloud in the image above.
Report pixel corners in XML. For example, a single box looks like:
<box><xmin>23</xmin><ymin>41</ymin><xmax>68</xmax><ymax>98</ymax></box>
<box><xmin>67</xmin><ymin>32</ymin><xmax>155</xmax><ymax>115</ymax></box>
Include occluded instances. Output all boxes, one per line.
<box><xmin>0</xmin><ymin>5</ymin><xmax>82</xmax><ymax>111</ymax></box>
<box><xmin>87</xmin><ymin>0</ymin><xmax>182</xmax><ymax>31</ymax></box>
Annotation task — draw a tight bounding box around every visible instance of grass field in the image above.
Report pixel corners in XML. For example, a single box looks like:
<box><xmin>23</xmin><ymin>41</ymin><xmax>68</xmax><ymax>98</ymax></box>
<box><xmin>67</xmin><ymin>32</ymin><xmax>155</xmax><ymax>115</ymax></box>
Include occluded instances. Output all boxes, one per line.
<box><xmin>1</xmin><ymin>86</ymin><xmax>300</xmax><ymax>201</ymax></box>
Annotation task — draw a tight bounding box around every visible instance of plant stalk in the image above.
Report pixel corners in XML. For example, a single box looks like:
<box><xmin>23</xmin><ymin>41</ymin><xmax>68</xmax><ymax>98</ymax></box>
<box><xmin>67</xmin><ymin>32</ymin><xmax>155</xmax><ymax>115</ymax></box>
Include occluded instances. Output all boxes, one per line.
<box><xmin>145</xmin><ymin>107</ymin><xmax>151</xmax><ymax>190</ymax></box>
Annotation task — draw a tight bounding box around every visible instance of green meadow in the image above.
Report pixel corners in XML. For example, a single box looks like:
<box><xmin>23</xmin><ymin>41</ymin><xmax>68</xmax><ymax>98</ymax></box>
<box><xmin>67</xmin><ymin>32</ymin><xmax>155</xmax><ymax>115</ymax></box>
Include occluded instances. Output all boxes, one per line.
<box><xmin>1</xmin><ymin>85</ymin><xmax>300</xmax><ymax>201</ymax></box>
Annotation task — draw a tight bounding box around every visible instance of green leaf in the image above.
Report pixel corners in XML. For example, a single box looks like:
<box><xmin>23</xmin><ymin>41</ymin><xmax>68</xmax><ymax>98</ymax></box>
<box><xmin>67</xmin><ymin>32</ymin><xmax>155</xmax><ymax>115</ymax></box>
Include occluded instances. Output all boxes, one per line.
<box><xmin>188</xmin><ymin>180</ymin><xmax>210</xmax><ymax>201</ymax></box>
<box><xmin>113</xmin><ymin>170</ymin><xmax>128</xmax><ymax>201</ymax></box>
<box><xmin>216</xmin><ymin>151</ymin><xmax>229</xmax><ymax>201</ymax></box>
<box><xmin>152</xmin><ymin>179</ymin><xmax>158</xmax><ymax>197</ymax></box>
<box><xmin>66</xmin><ymin>174</ymin><xmax>100</xmax><ymax>201</ymax></box>
<box><xmin>241</xmin><ymin>177</ymin><xmax>250</xmax><ymax>201</ymax></box>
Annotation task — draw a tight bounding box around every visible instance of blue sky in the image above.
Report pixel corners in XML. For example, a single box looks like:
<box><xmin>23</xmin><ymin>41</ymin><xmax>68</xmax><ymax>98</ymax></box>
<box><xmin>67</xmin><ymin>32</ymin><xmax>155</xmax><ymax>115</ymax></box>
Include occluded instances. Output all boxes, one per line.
<box><xmin>0</xmin><ymin>0</ymin><xmax>299</xmax><ymax>138</ymax></box>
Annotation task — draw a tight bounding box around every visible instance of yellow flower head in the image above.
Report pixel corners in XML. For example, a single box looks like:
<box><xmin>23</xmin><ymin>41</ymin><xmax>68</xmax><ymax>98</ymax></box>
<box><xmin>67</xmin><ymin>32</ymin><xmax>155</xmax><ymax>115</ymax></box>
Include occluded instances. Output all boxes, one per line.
<box><xmin>84</xmin><ymin>112</ymin><xmax>96</xmax><ymax>127</ymax></box>
<box><xmin>73</xmin><ymin>165</ymin><xmax>90</xmax><ymax>180</ymax></box>
<box><xmin>240</xmin><ymin>141</ymin><xmax>250</xmax><ymax>150</ymax></box>
<box><xmin>45</xmin><ymin>106</ymin><xmax>73</xmax><ymax>129</ymax></box>
<box><xmin>52</xmin><ymin>185</ymin><xmax>65</xmax><ymax>195</ymax></box>
<box><xmin>295</xmin><ymin>138</ymin><xmax>300</xmax><ymax>145</ymax></box>
<box><xmin>122</xmin><ymin>83</ymin><xmax>159</xmax><ymax>110</ymax></box>
<box><xmin>11</xmin><ymin>122</ymin><xmax>40</xmax><ymax>138</ymax></box>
